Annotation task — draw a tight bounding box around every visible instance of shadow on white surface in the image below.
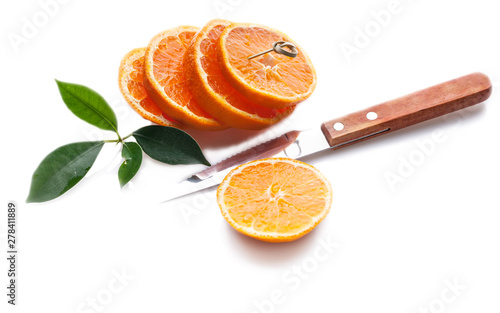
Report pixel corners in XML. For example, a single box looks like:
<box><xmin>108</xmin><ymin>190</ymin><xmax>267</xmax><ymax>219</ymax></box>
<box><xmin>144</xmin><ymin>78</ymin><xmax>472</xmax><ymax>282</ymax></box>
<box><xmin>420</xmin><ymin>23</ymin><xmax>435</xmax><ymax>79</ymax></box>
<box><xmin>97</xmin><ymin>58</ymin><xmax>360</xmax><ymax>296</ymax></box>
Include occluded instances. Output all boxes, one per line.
<box><xmin>300</xmin><ymin>101</ymin><xmax>487</xmax><ymax>165</ymax></box>
<box><xmin>186</xmin><ymin>127</ymin><xmax>267</xmax><ymax>149</ymax></box>
<box><xmin>184</xmin><ymin>115</ymin><xmax>297</xmax><ymax>152</ymax></box>
<box><xmin>224</xmin><ymin>222</ymin><xmax>325</xmax><ymax>265</ymax></box>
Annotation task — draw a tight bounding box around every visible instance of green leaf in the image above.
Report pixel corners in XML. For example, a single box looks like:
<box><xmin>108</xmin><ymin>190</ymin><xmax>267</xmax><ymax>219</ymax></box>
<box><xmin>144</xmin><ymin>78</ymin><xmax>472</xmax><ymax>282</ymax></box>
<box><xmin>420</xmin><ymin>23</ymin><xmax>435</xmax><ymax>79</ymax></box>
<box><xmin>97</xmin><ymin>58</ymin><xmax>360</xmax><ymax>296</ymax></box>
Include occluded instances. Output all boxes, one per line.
<box><xmin>118</xmin><ymin>142</ymin><xmax>143</xmax><ymax>188</ymax></box>
<box><xmin>55</xmin><ymin>80</ymin><xmax>118</xmax><ymax>133</ymax></box>
<box><xmin>133</xmin><ymin>126</ymin><xmax>210</xmax><ymax>166</ymax></box>
<box><xmin>27</xmin><ymin>141</ymin><xmax>104</xmax><ymax>203</ymax></box>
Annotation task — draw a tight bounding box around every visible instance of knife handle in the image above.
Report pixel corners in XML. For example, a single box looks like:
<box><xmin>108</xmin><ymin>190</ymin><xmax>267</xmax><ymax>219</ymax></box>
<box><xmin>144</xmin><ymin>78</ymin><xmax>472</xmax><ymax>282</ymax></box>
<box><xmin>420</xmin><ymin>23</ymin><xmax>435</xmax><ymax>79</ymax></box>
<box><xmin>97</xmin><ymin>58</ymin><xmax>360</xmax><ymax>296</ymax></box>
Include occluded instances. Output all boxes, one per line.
<box><xmin>320</xmin><ymin>72</ymin><xmax>492</xmax><ymax>149</ymax></box>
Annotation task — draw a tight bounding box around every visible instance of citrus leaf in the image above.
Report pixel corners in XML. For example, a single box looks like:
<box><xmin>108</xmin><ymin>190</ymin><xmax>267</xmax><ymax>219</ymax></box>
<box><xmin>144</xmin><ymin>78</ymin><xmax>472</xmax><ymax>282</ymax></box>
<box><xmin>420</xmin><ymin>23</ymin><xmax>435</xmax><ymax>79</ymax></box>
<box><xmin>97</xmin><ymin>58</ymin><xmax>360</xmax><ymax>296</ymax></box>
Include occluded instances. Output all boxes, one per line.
<box><xmin>133</xmin><ymin>126</ymin><xmax>210</xmax><ymax>166</ymax></box>
<box><xmin>27</xmin><ymin>141</ymin><xmax>104</xmax><ymax>203</ymax></box>
<box><xmin>55</xmin><ymin>80</ymin><xmax>118</xmax><ymax>133</ymax></box>
<box><xmin>118</xmin><ymin>142</ymin><xmax>143</xmax><ymax>188</ymax></box>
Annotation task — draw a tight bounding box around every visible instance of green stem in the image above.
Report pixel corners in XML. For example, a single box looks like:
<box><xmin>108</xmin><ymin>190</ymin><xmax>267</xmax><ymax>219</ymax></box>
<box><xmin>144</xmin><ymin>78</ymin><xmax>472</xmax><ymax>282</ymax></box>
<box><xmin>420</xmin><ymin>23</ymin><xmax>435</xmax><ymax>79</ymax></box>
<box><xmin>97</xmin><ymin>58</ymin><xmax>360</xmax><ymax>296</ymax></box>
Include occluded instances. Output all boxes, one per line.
<box><xmin>122</xmin><ymin>133</ymin><xmax>133</xmax><ymax>141</ymax></box>
<box><xmin>104</xmin><ymin>132</ymin><xmax>131</xmax><ymax>144</ymax></box>
<box><xmin>116</xmin><ymin>131</ymin><xmax>124</xmax><ymax>144</ymax></box>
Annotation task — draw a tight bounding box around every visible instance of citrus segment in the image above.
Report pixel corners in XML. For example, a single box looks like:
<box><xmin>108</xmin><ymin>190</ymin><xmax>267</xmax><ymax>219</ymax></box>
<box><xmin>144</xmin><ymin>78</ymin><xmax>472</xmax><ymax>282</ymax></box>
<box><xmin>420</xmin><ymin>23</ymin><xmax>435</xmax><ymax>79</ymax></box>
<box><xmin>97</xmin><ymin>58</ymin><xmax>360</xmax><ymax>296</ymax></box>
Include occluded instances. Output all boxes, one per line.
<box><xmin>118</xmin><ymin>48</ymin><xmax>182</xmax><ymax>127</ymax></box>
<box><xmin>218</xmin><ymin>23</ymin><xmax>317</xmax><ymax>109</ymax></box>
<box><xmin>143</xmin><ymin>26</ymin><xmax>227</xmax><ymax>130</ymax></box>
<box><xmin>217</xmin><ymin>158</ymin><xmax>332</xmax><ymax>242</ymax></box>
<box><xmin>184</xmin><ymin>19</ymin><xmax>295</xmax><ymax>129</ymax></box>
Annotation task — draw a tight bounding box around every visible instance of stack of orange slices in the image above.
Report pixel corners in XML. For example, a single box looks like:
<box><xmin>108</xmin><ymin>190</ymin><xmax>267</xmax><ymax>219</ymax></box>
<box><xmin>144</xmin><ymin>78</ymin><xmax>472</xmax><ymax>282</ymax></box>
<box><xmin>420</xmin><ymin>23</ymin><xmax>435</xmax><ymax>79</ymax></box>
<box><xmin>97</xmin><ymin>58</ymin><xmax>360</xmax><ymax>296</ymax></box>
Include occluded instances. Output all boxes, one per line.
<box><xmin>119</xmin><ymin>19</ymin><xmax>317</xmax><ymax>130</ymax></box>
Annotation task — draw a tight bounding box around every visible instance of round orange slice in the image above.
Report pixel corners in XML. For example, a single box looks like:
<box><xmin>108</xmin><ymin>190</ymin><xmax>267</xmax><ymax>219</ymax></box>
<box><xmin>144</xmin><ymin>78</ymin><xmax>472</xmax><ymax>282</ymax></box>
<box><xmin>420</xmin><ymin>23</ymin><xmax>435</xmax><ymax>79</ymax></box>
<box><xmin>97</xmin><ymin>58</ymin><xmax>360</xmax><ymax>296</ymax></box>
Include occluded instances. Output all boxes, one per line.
<box><xmin>218</xmin><ymin>23</ymin><xmax>317</xmax><ymax>110</ymax></box>
<box><xmin>143</xmin><ymin>26</ymin><xmax>227</xmax><ymax>130</ymax></box>
<box><xmin>217</xmin><ymin>158</ymin><xmax>332</xmax><ymax>242</ymax></box>
<box><xmin>118</xmin><ymin>48</ymin><xmax>182</xmax><ymax>127</ymax></box>
<box><xmin>183</xmin><ymin>19</ymin><xmax>295</xmax><ymax>130</ymax></box>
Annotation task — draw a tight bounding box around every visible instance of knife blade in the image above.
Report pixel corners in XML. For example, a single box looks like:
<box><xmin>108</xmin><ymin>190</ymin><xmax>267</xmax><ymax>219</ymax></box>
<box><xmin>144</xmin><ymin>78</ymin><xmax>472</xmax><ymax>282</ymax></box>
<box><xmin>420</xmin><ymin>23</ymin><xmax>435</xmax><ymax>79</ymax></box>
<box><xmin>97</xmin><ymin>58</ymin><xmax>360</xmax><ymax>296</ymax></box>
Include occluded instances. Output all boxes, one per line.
<box><xmin>163</xmin><ymin>72</ymin><xmax>492</xmax><ymax>202</ymax></box>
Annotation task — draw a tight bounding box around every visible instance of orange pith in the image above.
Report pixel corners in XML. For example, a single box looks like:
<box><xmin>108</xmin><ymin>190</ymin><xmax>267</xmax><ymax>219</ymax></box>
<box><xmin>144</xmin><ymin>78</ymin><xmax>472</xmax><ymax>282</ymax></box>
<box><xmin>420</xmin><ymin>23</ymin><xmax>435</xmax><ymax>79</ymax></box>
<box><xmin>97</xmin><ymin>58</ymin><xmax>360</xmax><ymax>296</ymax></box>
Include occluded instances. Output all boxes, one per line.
<box><xmin>217</xmin><ymin>158</ymin><xmax>332</xmax><ymax>242</ymax></box>
<box><xmin>218</xmin><ymin>23</ymin><xmax>317</xmax><ymax>109</ymax></box>
<box><xmin>143</xmin><ymin>26</ymin><xmax>227</xmax><ymax>130</ymax></box>
<box><xmin>184</xmin><ymin>19</ymin><xmax>296</xmax><ymax>130</ymax></box>
<box><xmin>118</xmin><ymin>48</ymin><xmax>181</xmax><ymax>127</ymax></box>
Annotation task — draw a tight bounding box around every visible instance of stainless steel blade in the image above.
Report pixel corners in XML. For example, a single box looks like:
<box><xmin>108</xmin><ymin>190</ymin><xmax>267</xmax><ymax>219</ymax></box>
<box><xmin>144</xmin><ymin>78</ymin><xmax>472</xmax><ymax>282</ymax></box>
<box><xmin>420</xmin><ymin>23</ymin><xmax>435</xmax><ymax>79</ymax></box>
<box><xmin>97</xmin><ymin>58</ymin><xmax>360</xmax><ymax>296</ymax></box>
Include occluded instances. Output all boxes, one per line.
<box><xmin>162</xmin><ymin>126</ymin><xmax>331</xmax><ymax>202</ymax></box>
<box><xmin>274</xmin><ymin>126</ymin><xmax>331</xmax><ymax>159</ymax></box>
<box><xmin>161</xmin><ymin>172</ymin><xmax>228</xmax><ymax>202</ymax></box>
<box><xmin>190</xmin><ymin>130</ymin><xmax>301</xmax><ymax>181</ymax></box>
<box><xmin>162</xmin><ymin>126</ymin><xmax>394</xmax><ymax>201</ymax></box>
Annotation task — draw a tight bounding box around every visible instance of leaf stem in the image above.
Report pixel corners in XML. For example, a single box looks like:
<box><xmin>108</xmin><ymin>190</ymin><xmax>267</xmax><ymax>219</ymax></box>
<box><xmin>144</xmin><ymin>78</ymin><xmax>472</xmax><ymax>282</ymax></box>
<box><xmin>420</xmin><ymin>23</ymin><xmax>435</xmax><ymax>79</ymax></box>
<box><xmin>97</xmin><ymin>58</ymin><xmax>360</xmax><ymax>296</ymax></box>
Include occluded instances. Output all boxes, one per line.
<box><xmin>104</xmin><ymin>132</ymin><xmax>129</xmax><ymax>144</ymax></box>
<box><xmin>122</xmin><ymin>133</ymin><xmax>133</xmax><ymax>141</ymax></box>
<box><xmin>116</xmin><ymin>132</ymin><xmax>124</xmax><ymax>143</ymax></box>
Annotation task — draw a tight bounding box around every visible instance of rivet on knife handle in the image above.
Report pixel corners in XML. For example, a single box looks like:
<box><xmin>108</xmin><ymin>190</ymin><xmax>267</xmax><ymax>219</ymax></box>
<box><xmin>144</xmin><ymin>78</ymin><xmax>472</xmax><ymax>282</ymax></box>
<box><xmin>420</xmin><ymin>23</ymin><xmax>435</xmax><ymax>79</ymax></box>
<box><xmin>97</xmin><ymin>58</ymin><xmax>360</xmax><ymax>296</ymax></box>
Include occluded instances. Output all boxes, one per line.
<box><xmin>321</xmin><ymin>72</ymin><xmax>492</xmax><ymax>150</ymax></box>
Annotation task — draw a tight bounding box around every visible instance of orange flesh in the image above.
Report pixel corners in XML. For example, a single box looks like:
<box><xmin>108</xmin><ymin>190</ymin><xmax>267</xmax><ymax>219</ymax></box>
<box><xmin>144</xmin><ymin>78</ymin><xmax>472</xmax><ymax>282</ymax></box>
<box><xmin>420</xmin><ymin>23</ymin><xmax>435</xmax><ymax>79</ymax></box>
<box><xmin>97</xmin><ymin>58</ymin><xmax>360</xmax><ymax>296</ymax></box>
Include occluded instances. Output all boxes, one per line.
<box><xmin>224</xmin><ymin>27</ymin><xmax>315</xmax><ymax>97</ymax></box>
<box><xmin>126</xmin><ymin>55</ymin><xmax>176</xmax><ymax>122</ymax></box>
<box><xmin>200</xmin><ymin>25</ymin><xmax>288</xmax><ymax>118</ymax></box>
<box><xmin>151</xmin><ymin>32</ymin><xmax>213</xmax><ymax>118</ymax></box>
<box><xmin>222</xmin><ymin>161</ymin><xmax>330</xmax><ymax>234</ymax></box>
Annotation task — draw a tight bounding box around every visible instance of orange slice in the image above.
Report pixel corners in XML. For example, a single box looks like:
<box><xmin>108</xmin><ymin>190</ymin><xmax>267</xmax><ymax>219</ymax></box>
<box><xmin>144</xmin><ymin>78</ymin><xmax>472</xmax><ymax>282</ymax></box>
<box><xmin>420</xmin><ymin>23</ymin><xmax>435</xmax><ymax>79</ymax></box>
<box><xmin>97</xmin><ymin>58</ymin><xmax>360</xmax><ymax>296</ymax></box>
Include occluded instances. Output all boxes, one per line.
<box><xmin>118</xmin><ymin>48</ymin><xmax>182</xmax><ymax>127</ymax></box>
<box><xmin>183</xmin><ymin>19</ymin><xmax>295</xmax><ymax>130</ymax></box>
<box><xmin>217</xmin><ymin>158</ymin><xmax>332</xmax><ymax>242</ymax></box>
<box><xmin>218</xmin><ymin>23</ymin><xmax>317</xmax><ymax>109</ymax></box>
<box><xmin>143</xmin><ymin>26</ymin><xmax>227</xmax><ymax>130</ymax></box>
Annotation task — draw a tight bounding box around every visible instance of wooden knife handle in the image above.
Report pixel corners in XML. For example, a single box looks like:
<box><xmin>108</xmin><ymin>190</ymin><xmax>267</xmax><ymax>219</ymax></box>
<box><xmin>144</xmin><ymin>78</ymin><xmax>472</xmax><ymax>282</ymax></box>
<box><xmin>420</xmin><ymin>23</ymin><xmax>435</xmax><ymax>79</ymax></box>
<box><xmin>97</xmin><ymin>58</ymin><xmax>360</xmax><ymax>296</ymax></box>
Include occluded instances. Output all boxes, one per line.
<box><xmin>321</xmin><ymin>72</ymin><xmax>492</xmax><ymax>149</ymax></box>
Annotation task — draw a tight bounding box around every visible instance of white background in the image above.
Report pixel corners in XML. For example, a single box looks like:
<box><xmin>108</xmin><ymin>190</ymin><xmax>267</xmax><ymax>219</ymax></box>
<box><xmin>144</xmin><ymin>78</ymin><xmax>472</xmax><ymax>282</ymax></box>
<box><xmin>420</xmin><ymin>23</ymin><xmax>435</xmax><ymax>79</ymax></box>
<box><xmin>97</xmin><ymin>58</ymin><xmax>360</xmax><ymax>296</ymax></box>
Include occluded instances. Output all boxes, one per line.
<box><xmin>1</xmin><ymin>0</ymin><xmax>499</xmax><ymax>312</ymax></box>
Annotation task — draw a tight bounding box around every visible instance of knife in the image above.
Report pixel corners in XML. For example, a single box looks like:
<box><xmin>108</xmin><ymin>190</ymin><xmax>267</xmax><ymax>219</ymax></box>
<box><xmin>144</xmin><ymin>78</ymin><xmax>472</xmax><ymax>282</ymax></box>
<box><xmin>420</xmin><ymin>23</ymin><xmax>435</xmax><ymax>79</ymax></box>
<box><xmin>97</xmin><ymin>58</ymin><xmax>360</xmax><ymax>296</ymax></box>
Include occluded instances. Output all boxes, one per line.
<box><xmin>164</xmin><ymin>72</ymin><xmax>492</xmax><ymax>202</ymax></box>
